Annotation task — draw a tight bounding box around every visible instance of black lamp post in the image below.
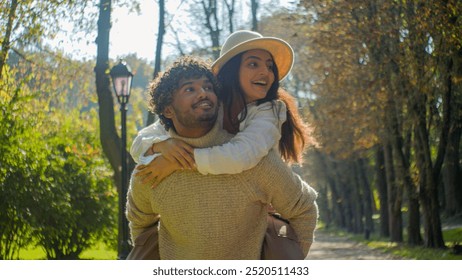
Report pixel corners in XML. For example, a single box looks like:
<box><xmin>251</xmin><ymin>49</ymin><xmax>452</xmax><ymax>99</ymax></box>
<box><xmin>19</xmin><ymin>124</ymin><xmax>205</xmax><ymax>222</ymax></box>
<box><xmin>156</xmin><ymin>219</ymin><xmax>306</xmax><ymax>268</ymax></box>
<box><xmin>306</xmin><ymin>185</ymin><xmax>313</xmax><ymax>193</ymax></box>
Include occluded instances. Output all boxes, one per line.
<box><xmin>110</xmin><ymin>60</ymin><xmax>133</xmax><ymax>260</ymax></box>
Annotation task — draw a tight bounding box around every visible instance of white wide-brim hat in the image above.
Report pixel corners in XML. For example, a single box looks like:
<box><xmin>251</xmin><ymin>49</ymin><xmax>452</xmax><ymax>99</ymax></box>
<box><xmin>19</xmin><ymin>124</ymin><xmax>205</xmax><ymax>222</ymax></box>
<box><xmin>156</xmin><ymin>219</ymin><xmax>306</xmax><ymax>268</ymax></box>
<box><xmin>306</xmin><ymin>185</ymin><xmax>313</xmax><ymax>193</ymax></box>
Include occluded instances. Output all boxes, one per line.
<box><xmin>211</xmin><ymin>30</ymin><xmax>294</xmax><ymax>81</ymax></box>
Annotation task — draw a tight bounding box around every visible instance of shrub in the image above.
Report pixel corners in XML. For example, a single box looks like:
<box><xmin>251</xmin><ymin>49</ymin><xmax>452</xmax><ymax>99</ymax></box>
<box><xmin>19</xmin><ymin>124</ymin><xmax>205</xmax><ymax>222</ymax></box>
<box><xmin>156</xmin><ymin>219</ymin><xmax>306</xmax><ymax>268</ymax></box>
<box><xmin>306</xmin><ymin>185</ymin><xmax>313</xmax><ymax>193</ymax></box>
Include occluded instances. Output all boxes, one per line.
<box><xmin>1</xmin><ymin>70</ymin><xmax>117</xmax><ymax>259</ymax></box>
<box><xmin>30</xmin><ymin>110</ymin><xmax>117</xmax><ymax>259</ymax></box>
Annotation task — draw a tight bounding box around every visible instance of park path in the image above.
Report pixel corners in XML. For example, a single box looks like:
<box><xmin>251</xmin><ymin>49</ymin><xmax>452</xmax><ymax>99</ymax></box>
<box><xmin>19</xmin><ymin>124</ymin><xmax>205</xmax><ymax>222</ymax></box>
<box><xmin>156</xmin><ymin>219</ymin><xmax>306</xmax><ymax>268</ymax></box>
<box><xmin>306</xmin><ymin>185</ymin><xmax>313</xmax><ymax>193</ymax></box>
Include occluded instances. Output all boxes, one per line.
<box><xmin>305</xmin><ymin>230</ymin><xmax>402</xmax><ymax>260</ymax></box>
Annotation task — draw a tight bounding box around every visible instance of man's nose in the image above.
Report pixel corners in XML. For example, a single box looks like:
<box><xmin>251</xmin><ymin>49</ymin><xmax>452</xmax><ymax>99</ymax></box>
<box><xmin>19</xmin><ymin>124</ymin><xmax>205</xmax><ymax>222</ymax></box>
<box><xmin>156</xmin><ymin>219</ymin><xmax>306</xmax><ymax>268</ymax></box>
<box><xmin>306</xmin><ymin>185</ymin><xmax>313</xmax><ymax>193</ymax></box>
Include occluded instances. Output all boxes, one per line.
<box><xmin>197</xmin><ymin>87</ymin><xmax>207</xmax><ymax>98</ymax></box>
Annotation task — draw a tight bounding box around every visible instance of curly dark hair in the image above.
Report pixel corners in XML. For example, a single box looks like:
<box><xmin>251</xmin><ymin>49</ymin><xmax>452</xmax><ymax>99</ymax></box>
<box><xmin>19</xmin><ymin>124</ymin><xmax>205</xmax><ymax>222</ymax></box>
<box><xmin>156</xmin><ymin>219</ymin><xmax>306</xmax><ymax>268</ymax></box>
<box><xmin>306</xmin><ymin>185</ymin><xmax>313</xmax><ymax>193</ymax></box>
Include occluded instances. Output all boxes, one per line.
<box><xmin>148</xmin><ymin>56</ymin><xmax>220</xmax><ymax>131</ymax></box>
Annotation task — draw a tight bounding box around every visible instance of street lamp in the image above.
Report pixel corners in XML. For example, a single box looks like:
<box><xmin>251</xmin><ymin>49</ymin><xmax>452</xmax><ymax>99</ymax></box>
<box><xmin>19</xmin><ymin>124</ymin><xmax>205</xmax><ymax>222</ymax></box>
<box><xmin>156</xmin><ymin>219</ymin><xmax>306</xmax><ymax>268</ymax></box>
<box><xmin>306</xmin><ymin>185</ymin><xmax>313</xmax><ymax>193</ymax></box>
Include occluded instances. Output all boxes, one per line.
<box><xmin>110</xmin><ymin>60</ymin><xmax>133</xmax><ymax>260</ymax></box>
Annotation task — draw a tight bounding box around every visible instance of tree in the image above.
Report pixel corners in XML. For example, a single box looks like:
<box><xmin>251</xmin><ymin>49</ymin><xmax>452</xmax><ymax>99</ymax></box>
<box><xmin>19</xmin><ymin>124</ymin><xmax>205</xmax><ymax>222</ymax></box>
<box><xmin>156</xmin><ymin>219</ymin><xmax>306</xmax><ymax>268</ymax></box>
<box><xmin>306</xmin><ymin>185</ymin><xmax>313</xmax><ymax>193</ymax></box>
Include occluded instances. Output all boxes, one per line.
<box><xmin>223</xmin><ymin>0</ymin><xmax>236</xmax><ymax>33</ymax></box>
<box><xmin>0</xmin><ymin>0</ymin><xmax>18</xmax><ymax>79</ymax></box>
<box><xmin>0</xmin><ymin>0</ymin><xmax>91</xmax><ymax>79</ymax></box>
<box><xmin>1</xmin><ymin>52</ymin><xmax>117</xmax><ymax>259</ymax></box>
<box><xmin>201</xmin><ymin>0</ymin><xmax>221</xmax><ymax>59</ymax></box>
<box><xmin>292</xmin><ymin>0</ymin><xmax>460</xmax><ymax>248</ymax></box>
<box><xmin>147</xmin><ymin>0</ymin><xmax>166</xmax><ymax>126</ymax></box>
<box><xmin>251</xmin><ymin>0</ymin><xmax>258</xmax><ymax>31</ymax></box>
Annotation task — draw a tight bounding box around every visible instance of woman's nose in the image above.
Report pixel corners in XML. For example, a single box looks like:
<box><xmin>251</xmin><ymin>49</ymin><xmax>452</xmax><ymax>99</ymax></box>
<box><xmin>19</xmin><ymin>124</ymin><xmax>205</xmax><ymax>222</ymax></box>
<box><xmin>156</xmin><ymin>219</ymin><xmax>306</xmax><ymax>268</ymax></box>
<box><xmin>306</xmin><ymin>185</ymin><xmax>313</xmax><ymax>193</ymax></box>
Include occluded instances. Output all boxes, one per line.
<box><xmin>260</xmin><ymin>66</ymin><xmax>270</xmax><ymax>75</ymax></box>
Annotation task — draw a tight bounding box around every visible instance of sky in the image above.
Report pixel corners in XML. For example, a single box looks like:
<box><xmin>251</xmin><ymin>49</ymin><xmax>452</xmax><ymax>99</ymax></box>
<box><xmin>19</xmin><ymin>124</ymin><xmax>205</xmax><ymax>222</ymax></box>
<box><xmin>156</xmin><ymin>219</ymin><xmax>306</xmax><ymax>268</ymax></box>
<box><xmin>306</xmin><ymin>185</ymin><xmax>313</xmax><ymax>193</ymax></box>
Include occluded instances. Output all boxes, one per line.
<box><xmin>52</xmin><ymin>0</ymin><xmax>177</xmax><ymax>62</ymax></box>
<box><xmin>51</xmin><ymin>0</ymin><xmax>295</xmax><ymax>62</ymax></box>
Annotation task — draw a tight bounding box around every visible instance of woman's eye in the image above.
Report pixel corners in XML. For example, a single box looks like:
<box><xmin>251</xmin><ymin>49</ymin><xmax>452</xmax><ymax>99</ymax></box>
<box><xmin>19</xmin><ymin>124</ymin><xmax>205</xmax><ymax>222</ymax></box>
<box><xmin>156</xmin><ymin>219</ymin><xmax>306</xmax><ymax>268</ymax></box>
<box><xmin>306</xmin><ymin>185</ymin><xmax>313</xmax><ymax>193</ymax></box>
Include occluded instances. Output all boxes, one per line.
<box><xmin>248</xmin><ymin>62</ymin><xmax>257</xmax><ymax>67</ymax></box>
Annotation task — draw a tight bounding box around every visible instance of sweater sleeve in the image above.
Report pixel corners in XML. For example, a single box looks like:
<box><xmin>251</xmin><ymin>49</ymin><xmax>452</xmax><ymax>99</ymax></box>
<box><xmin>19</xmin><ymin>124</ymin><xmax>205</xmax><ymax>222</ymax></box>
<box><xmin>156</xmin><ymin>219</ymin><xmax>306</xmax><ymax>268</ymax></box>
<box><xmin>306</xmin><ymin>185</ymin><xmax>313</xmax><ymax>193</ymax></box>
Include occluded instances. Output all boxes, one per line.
<box><xmin>247</xmin><ymin>151</ymin><xmax>319</xmax><ymax>256</ymax></box>
<box><xmin>130</xmin><ymin>120</ymin><xmax>170</xmax><ymax>164</ymax></box>
<box><xmin>194</xmin><ymin>100</ymin><xmax>287</xmax><ymax>175</ymax></box>
<box><xmin>126</xmin><ymin>171</ymin><xmax>160</xmax><ymax>243</ymax></box>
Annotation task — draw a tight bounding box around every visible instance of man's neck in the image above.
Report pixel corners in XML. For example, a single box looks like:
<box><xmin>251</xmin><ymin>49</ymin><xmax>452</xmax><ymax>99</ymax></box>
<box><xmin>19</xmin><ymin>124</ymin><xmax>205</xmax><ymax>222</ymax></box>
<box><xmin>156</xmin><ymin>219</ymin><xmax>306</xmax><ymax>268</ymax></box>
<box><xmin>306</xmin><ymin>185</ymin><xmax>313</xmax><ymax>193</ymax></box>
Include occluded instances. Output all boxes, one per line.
<box><xmin>175</xmin><ymin>125</ymin><xmax>213</xmax><ymax>138</ymax></box>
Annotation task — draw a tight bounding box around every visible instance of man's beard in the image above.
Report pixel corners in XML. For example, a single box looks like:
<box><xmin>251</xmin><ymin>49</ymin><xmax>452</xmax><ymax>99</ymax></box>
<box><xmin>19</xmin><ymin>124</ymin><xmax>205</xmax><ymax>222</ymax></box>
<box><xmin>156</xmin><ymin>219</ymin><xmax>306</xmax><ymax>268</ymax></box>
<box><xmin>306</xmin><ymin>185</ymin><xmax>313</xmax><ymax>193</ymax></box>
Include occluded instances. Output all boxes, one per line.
<box><xmin>174</xmin><ymin>105</ymin><xmax>218</xmax><ymax>130</ymax></box>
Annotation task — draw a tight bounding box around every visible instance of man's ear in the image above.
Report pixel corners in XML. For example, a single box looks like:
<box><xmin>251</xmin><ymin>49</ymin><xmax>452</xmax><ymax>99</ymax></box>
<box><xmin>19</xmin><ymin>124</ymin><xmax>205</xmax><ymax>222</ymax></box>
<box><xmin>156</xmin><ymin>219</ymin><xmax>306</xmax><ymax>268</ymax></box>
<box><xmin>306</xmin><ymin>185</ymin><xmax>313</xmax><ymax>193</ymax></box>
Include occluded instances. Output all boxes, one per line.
<box><xmin>163</xmin><ymin>105</ymin><xmax>174</xmax><ymax>118</ymax></box>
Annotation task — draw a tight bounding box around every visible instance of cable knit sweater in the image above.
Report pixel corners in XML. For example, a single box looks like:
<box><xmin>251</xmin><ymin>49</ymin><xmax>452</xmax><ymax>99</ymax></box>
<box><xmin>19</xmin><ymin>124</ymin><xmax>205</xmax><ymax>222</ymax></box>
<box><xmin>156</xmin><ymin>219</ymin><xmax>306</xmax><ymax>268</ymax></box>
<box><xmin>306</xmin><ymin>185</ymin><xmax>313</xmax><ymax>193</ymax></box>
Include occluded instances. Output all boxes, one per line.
<box><xmin>126</xmin><ymin>119</ymin><xmax>318</xmax><ymax>260</ymax></box>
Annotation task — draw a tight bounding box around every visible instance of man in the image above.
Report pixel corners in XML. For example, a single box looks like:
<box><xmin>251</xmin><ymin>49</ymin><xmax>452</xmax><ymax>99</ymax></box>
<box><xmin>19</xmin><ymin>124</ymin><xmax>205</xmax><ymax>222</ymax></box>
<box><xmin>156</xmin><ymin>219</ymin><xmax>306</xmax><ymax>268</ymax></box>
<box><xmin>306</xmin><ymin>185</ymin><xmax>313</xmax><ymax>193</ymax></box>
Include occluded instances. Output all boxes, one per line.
<box><xmin>126</xmin><ymin>56</ymin><xmax>318</xmax><ymax>260</ymax></box>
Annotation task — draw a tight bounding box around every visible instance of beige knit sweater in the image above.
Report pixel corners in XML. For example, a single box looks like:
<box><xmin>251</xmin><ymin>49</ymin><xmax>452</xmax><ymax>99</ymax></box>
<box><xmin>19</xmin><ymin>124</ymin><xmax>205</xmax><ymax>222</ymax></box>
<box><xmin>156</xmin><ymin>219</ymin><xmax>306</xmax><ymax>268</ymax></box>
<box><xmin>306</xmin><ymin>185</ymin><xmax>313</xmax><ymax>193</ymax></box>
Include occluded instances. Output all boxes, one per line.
<box><xmin>126</xmin><ymin>119</ymin><xmax>318</xmax><ymax>260</ymax></box>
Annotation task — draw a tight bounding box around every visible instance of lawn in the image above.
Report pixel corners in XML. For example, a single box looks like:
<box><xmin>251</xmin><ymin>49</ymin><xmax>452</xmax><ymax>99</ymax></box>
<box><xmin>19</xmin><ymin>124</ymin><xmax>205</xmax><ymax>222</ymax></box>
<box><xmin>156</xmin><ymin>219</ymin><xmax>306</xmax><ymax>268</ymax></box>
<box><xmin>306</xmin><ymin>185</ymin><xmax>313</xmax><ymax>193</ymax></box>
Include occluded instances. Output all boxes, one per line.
<box><xmin>17</xmin><ymin>226</ymin><xmax>462</xmax><ymax>260</ymax></box>
<box><xmin>18</xmin><ymin>241</ymin><xmax>117</xmax><ymax>260</ymax></box>
<box><xmin>349</xmin><ymin>227</ymin><xmax>462</xmax><ymax>260</ymax></box>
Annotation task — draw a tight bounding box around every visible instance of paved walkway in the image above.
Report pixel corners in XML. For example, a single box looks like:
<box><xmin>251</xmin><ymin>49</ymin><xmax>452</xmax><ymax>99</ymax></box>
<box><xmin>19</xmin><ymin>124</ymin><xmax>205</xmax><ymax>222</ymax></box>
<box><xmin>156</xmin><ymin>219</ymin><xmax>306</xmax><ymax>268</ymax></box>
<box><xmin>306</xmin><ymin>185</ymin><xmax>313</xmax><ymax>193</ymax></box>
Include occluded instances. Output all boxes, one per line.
<box><xmin>306</xmin><ymin>230</ymin><xmax>401</xmax><ymax>260</ymax></box>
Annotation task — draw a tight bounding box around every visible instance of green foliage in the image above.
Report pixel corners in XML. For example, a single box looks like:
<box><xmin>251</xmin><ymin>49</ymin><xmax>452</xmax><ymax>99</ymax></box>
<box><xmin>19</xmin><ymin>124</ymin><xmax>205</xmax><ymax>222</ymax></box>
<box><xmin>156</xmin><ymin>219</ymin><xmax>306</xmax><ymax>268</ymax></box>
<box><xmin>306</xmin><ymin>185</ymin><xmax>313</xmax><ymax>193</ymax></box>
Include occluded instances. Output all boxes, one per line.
<box><xmin>443</xmin><ymin>228</ymin><xmax>462</xmax><ymax>244</ymax></box>
<box><xmin>0</xmin><ymin>66</ymin><xmax>47</xmax><ymax>259</ymax></box>
<box><xmin>0</xmin><ymin>65</ymin><xmax>117</xmax><ymax>260</ymax></box>
<box><xmin>0</xmin><ymin>0</ymin><xmax>94</xmax><ymax>49</ymax></box>
<box><xmin>31</xmin><ymin>109</ymin><xmax>117</xmax><ymax>260</ymax></box>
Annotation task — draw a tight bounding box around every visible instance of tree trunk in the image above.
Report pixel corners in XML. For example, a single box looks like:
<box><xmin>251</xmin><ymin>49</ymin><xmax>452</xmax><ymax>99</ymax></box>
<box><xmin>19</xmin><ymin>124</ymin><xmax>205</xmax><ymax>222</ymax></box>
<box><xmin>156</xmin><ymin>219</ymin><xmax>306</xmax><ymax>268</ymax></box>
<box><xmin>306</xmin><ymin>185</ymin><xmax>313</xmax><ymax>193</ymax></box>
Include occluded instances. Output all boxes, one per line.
<box><xmin>0</xmin><ymin>0</ymin><xmax>18</xmax><ymax>80</ymax></box>
<box><xmin>201</xmin><ymin>0</ymin><xmax>220</xmax><ymax>59</ymax></box>
<box><xmin>223</xmin><ymin>0</ymin><xmax>235</xmax><ymax>33</ymax></box>
<box><xmin>95</xmin><ymin>0</ymin><xmax>120</xmax><ymax>175</ymax></box>
<box><xmin>147</xmin><ymin>0</ymin><xmax>165</xmax><ymax>126</ymax></box>
<box><xmin>251</xmin><ymin>0</ymin><xmax>258</xmax><ymax>31</ymax></box>
<box><xmin>375</xmin><ymin>145</ymin><xmax>390</xmax><ymax>237</ymax></box>
<box><xmin>316</xmin><ymin>152</ymin><xmax>345</xmax><ymax>228</ymax></box>
<box><xmin>95</xmin><ymin>0</ymin><xmax>134</xmax><ymax>258</ymax></box>
<box><xmin>340</xmin><ymin>161</ymin><xmax>357</xmax><ymax>233</ymax></box>
<box><xmin>404</xmin><ymin>0</ymin><xmax>445</xmax><ymax>249</ymax></box>
<box><xmin>388</xmin><ymin>99</ymin><xmax>423</xmax><ymax>245</ymax></box>
<box><xmin>407</xmin><ymin>177</ymin><xmax>423</xmax><ymax>246</ymax></box>
<box><xmin>384</xmin><ymin>142</ymin><xmax>403</xmax><ymax>242</ymax></box>
<box><xmin>415</xmin><ymin>114</ymin><xmax>445</xmax><ymax>248</ymax></box>
<box><xmin>351</xmin><ymin>161</ymin><xmax>364</xmax><ymax>233</ymax></box>
<box><xmin>358</xmin><ymin>158</ymin><xmax>374</xmax><ymax>239</ymax></box>
<box><xmin>317</xmin><ymin>183</ymin><xmax>331</xmax><ymax>228</ymax></box>
<box><xmin>443</xmin><ymin>48</ymin><xmax>462</xmax><ymax>216</ymax></box>
<box><xmin>443</xmin><ymin>124</ymin><xmax>462</xmax><ymax>216</ymax></box>
<box><xmin>330</xmin><ymin>160</ymin><xmax>348</xmax><ymax>229</ymax></box>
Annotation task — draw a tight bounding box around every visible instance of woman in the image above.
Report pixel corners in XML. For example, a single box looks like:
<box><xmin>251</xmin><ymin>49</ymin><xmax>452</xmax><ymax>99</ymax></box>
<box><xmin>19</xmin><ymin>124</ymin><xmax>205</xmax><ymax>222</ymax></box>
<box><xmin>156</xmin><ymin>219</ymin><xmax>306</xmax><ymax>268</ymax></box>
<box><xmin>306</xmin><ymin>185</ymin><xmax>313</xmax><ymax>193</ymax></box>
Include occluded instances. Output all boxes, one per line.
<box><xmin>131</xmin><ymin>30</ymin><xmax>311</xmax><ymax>186</ymax></box>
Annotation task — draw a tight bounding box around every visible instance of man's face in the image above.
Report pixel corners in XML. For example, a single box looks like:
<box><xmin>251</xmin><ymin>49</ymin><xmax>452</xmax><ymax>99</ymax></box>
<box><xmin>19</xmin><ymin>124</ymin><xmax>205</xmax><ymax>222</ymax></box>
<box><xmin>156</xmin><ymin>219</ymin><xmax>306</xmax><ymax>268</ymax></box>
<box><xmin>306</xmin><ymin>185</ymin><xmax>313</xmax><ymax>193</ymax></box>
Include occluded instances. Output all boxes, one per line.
<box><xmin>163</xmin><ymin>76</ymin><xmax>219</xmax><ymax>137</ymax></box>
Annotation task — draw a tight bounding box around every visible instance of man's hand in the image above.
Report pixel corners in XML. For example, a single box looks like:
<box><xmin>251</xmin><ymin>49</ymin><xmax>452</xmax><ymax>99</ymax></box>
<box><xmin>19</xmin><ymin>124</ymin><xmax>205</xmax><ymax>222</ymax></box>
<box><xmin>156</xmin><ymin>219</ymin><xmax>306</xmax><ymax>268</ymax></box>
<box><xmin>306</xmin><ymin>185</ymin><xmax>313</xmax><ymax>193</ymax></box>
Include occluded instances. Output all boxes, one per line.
<box><xmin>135</xmin><ymin>155</ymin><xmax>183</xmax><ymax>189</ymax></box>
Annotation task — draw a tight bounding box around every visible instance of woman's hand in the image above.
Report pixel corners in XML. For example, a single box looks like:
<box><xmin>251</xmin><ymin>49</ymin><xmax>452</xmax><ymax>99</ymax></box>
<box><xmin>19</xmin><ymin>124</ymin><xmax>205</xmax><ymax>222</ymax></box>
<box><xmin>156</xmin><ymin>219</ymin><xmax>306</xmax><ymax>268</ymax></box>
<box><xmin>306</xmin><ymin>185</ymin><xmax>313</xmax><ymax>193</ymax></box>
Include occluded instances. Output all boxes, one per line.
<box><xmin>135</xmin><ymin>155</ymin><xmax>183</xmax><ymax>189</ymax></box>
<box><xmin>152</xmin><ymin>139</ymin><xmax>195</xmax><ymax>170</ymax></box>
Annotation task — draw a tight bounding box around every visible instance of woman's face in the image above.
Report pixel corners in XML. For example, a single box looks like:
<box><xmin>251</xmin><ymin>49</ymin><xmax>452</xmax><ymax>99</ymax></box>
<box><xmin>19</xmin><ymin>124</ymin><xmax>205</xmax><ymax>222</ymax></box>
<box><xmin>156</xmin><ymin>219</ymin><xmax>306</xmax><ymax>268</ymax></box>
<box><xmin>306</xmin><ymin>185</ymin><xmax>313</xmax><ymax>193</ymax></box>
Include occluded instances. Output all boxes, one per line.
<box><xmin>239</xmin><ymin>49</ymin><xmax>275</xmax><ymax>103</ymax></box>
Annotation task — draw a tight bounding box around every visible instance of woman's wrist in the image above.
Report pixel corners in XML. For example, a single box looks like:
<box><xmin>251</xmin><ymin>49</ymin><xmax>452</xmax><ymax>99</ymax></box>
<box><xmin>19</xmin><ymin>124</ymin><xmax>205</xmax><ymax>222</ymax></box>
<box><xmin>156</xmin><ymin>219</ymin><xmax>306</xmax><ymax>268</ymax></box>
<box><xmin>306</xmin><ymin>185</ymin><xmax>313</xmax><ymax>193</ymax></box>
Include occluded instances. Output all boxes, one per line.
<box><xmin>143</xmin><ymin>143</ymin><xmax>156</xmax><ymax>156</ymax></box>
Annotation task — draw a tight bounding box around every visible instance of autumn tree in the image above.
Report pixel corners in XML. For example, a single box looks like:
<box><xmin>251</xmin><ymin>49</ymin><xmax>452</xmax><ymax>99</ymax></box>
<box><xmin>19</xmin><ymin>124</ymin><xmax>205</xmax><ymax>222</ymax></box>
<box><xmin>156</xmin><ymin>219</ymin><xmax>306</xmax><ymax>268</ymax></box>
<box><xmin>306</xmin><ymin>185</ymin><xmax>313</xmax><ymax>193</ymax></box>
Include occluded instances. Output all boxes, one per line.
<box><xmin>289</xmin><ymin>0</ymin><xmax>461</xmax><ymax>248</ymax></box>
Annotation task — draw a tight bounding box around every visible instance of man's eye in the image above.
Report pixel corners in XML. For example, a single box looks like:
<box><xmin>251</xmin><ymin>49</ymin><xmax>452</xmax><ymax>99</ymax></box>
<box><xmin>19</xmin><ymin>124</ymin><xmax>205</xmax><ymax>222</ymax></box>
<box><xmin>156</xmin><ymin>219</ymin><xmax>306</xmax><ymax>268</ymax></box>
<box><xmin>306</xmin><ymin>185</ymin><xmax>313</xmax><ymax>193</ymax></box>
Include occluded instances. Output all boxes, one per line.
<box><xmin>248</xmin><ymin>62</ymin><xmax>257</xmax><ymax>67</ymax></box>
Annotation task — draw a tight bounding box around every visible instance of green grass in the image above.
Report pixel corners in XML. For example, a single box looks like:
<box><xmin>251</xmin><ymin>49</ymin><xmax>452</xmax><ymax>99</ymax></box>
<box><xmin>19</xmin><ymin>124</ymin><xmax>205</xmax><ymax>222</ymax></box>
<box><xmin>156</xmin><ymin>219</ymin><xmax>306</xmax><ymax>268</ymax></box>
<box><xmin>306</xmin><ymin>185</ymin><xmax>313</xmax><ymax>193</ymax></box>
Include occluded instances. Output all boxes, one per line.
<box><xmin>322</xmin><ymin>225</ymin><xmax>462</xmax><ymax>260</ymax></box>
<box><xmin>18</xmin><ymin>223</ymin><xmax>462</xmax><ymax>260</ymax></box>
<box><xmin>17</xmin><ymin>241</ymin><xmax>117</xmax><ymax>260</ymax></box>
<box><xmin>366</xmin><ymin>241</ymin><xmax>461</xmax><ymax>260</ymax></box>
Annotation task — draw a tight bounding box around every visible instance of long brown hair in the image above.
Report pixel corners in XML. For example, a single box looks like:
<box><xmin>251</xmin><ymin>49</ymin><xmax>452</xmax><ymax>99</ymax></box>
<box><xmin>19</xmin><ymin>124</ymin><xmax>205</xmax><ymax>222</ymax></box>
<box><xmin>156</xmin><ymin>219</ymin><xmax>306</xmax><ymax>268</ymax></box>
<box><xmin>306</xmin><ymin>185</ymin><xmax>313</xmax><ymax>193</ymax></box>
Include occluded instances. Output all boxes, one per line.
<box><xmin>277</xmin><ymin>89</ymin><xmax>309</xmax><ymax>164</ymax></box>
<box><xmin>216</xmin><ymin>51</ymin><xmax>309</xmax><ymax>164</ymax></box>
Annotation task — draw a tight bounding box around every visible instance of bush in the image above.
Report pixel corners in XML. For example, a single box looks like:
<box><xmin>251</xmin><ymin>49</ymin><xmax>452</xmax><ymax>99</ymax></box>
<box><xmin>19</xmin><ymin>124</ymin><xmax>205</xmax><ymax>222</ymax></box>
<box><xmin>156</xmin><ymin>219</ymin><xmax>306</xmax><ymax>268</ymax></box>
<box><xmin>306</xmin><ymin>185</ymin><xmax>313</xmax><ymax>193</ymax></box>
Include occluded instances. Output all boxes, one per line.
<box><xmin>30</xmin><ymin>110</ymin><xmax>118</xmax><ymax>259</ymax></box>
<box><xmin>0</xmin><ymin>76</ymin><xmax>45</xmax><ymax>259</ymax></box>
<box><xmin>1</xmin><ymin>71</ymin><xmax>117</xmax><ymax>259</ymax></box>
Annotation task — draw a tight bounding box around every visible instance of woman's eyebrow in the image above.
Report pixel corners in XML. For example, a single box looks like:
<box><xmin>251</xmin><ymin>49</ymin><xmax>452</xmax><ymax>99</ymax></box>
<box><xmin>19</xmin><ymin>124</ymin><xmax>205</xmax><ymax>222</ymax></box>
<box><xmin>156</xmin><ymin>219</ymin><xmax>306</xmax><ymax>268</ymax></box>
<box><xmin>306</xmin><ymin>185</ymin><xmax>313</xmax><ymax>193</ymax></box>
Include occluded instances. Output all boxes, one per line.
<box><xmin>243</xmin><ymin>55</ymin><xmax>273</xmax><ymax>63</ymax></box>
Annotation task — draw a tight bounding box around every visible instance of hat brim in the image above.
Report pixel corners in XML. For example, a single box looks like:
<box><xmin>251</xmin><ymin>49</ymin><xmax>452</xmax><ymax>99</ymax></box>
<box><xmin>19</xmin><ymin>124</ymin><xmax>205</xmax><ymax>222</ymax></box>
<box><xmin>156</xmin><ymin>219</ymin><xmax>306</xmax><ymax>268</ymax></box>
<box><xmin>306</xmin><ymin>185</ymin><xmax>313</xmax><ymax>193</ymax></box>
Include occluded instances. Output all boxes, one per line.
<box><xmin>211</xmin><ymin>37</ymin><xmax>294</xmax><ymax>81</ymax></box>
